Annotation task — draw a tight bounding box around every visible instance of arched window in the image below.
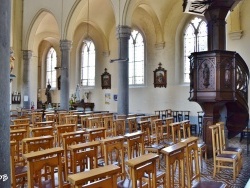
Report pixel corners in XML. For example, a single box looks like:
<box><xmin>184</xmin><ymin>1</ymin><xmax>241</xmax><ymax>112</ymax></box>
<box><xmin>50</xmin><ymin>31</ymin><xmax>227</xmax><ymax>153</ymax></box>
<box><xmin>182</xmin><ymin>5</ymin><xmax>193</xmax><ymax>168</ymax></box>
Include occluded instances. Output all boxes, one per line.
<box><xmin>184</xmin><ymin>17</ymin><xmax>207</xmax><ymax>83</ymax></box>
<box><xmin>46</xmin><ymin>47</ymin><xmax>57</xmax><ymax>88</ymax></box>
<box><xmin>129</xmin><ymin>30</ymin><xmax>145</xmax><ymax>86</ymax></box>
<box><xmin>81</xmin><ymin>40</ymin><xmax>95</xmax><ymax>86</ymax></box>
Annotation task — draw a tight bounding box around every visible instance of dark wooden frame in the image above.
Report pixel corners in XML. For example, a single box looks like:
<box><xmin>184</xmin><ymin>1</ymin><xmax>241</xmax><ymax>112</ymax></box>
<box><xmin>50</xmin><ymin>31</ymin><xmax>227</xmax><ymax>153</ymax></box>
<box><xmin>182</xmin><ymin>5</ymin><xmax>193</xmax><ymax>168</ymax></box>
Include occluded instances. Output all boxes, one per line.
<box><xmin>101</xmin><ymin>68</ymin><xmax>111</xmax><ymax>89</ymax></box>
<box><xmin>153</xmin><ymin>62</ymin><xmax>167</xmax><ymax>88</ymax></box>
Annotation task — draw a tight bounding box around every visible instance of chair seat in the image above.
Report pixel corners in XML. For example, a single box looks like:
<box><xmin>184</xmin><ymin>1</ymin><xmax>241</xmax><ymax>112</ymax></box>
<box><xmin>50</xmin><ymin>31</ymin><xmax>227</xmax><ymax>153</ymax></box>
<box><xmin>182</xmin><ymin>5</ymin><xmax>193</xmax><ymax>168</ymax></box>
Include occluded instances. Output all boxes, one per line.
<box><xmin>224</xmin><ymin>147</ymin><xmax>242</xmax><ymax>153</ymax></box>
<box><xmin>15</xmin><ymin>166</ymin><xmax>27</xmax><ymax>175</ymax></box>
<box><xmin>192</xmin><ymin>181</ymin><xmax>226</xmax><ymax>188</ymax></box>
<box><xmin>217</xmin><ymin>153</ymin><xmax>237</xmax><ymax>159</ymax></box>
<box><xmin>117</xmin><ymin>178</ymin><xmax>147</xmax><ymax>188</ymax></box>
<box><xmin>145</xmin><ymin>144</ymin><xmax>165</xmax><ymax>150</ymax></box>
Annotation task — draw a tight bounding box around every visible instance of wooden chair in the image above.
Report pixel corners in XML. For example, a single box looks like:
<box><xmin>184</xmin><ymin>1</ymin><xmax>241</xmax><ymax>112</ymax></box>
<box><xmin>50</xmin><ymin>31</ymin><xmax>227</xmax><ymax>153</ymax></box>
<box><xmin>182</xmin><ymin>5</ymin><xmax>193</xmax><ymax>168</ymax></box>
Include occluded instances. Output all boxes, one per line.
<box><xmin>31</xmin><ymin>112</ymin><xmax>43</xmax><ymax>125</ymax></box>
<box><xmin>56</xmin><ymin>124</ymin><xmax>76</xmax><ymax>146</ymax></box>
<box><xmin>126</xmin><ymin>153</ymin><xmax>159</xmax><ymax>188</ymax></box>
<box><xmin>88</xmin><ymin>117</ymin><xmax>103</xmax><ymax>128</ymax></box>
<box><xmin>45</xmin><ymin>113</ymin><xmax>57</xmax><ymax>122</ymax></box>
<box><xmin>10</xmin><ymin>129</ymin><xmax>27</xmax><ymax>164</ymax></box>
<box><xmin>65</xmin><ymin>115</ymin><xmax>78</xmax><ymax>129</ymax></box>
<box><xmin>22</xmin><ymin>147</ymin><xmax>69</xmax><ymax>187</ymax></box>
<box><xmin>209</xmin><ymin>125</ymin><xmax>239</xmax><ymax>181</ymax></box>
<box><xmin>68</xmin><ymin>141</ymin><xmax>100</xmax><ymax>175</ymax></box>
<box><xmin>30</xmin><ymin>126</ymin><xmax>54</xmax><ymax>137</ymax></box>
<box><xmin>127</xmin><ymin>117</ymin><xmax>138</xmax><ymax>133</ymax></box>
<box><xmin>181</xmin><ymin>120</ymin><xmax>191</xmax><ymax>139</ymax></box>
<box><xmin>10</xmin><ymin>141</ymin><xmax>27</xmax><ymax>188</ymax></box>
<box><xmin>216</xmin><ymin>122</ymin><xmax>243</xmax><ymax>170</ymax></box>
<box><xmin>79</xmin><ymin>114</ymin><xmax>91</xmax><ymax>129</ymax></box>
<box><xmin>181</xmin><ymin>137</ymin><xmax>200</xmax><ymax>188</ymax></box>
<box><xmin>116</xmin><ymin>114</ymin><xmax>127</xmax><ymax>120</ymax></box>
<box><xmin>169</xmin><ymin>122</ymin><xmax>182</xmax><ymax>144</ymax></box>
<box><xmin>22</xmin><ymin>135</ymin><xmax>54</xmax><ymax>154</ymax></box>
<box><xmin>163</xmin><ymin>117</ymin><xmax>174</xmax><ymax>142</ymax></box>
<box><xmin>86</xmin><ymin>127</ymin><xmax>106</xmax><ymax>163</ymax></box>
<box><xmin>33</xmin><ymin>120</ymin><xmax>55</xmax><ymax>128</ymax></box>
<box><xmin>68</xmin><ymin>164</ymin><xmax>120</xmax><ymax>188</ymax></box>
<box><xmin>161</xmin><ymin>142</ymin><xmax>186</xmax><ymax>187</ymax></box>
<box><xmin>10</xmin><ymin>123</ymin><xmax>30</xmax><ymax>138</ymax></box>
<box><xmin>102</xmin><ymin>115</ymin><xmax>114</xmax><ymax>137</ymax></box>
<box><xmin>58</xmin><ymin>112</ymin><xmax>70</xmax><ymax>125</ymax></box>
<box><xmin>12</xmin><ymin>118</ymin><xmax>30</xmax><ymax>125</ymax></box>
<box><xmin>125</xmin><ymin>131</ymin><xmax>145</xmax><ymax>160</ymax></box>
<box><xmin>62</xmin><ymin>131</ymin><xmax>88</xmax><ymax>178</ymax></box>
<box><xmin>139</xmin><ymin>120</ymin><xmax>166</xmax><ymax>187</ymax></box>
<box><xmin>113</xmin><ymin>119</ymin><xmax>126</xmax><ymax>136</ymax></box>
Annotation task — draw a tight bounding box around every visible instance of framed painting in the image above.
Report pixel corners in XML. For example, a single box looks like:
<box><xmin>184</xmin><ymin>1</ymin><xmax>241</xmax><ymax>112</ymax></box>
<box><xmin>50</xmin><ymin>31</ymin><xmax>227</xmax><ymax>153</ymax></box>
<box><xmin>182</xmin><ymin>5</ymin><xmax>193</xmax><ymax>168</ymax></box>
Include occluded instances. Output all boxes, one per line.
<box><xmin>101</xmin><ymin>68</ymin><xmax>111</xmax><ymax>89</ymax></box>
<box><xmin>153</xmin><ymin>62</ymin><xmax>167</xmax><ymax>88</ymax></box>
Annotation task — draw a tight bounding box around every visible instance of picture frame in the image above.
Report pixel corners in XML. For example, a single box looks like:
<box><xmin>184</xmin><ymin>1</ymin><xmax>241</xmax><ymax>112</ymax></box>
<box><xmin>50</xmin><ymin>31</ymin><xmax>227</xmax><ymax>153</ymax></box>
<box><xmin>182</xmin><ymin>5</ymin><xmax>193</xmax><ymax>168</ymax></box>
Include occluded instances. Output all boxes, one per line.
<box><xmin>153</xmin><ymin>62</ymin><xmax>167</xmax><ymax>88</ymax></box>
<box><xmin>101</xmin><ymin>68</ymin><xmax>111</xmax><ymax>89</ymax></box>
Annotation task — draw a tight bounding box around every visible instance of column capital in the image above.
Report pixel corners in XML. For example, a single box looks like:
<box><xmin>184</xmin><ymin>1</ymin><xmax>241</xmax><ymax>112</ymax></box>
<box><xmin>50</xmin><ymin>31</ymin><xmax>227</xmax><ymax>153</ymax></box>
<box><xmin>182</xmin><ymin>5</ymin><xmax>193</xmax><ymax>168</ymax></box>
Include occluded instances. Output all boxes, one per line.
<box><xmin>60</xmin><ymin>40</ymin><xmax>72</xmax><ymax>50</ymax></box>
<box><xmin>116</xmin><ymin>25</ymin><xmax>131</xmax><ymax>39</ymax></box>
<box><xmin>22</xmin><ymin>50</ymin><xmax>32</xmax><ymax>60</ymax></box>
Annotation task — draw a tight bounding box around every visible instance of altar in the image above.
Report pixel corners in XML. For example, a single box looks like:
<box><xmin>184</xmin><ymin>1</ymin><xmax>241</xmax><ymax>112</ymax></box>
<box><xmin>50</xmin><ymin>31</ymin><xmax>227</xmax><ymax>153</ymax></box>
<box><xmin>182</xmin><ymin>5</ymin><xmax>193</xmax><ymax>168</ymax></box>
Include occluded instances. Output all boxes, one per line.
<box><xmin>71</xmin><ymin>101</ymin><xmax>94</xmax><ymax>111</ymax></box>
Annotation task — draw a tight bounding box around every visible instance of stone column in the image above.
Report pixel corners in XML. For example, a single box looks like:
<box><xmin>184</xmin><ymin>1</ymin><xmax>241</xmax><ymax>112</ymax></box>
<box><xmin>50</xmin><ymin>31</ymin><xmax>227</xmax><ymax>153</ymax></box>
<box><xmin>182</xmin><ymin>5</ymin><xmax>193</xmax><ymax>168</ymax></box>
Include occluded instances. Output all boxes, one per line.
<box><xmin>60</xmin><ymin>40</ymin><xmax>72</xmax><ymax>110</ymax></box>
<box><xmin>116</xmin><ymin>25</ymin><xmax>131</xmax><ymax>115</ymax></box>
<box><xmin>0</xmin><ymin>0</ymin><xmax>11</xmax><ymax>187</ymax></box>
<box><xmin>22</xmin><ymin>50</ymin><xmax>32</xmax><ymax>109</ymax></box>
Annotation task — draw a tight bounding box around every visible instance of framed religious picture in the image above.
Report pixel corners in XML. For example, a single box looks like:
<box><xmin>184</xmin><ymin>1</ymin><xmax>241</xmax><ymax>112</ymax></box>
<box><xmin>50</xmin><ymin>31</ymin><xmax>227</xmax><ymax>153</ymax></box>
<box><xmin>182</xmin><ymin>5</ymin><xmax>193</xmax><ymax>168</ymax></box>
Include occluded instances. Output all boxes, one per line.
<box><xmin>153</xmin><ymin>62</ymin><xmax>167</xmax><ymax>88</ymax></box>
<box><xmin>101</xmin><ymin>68</ymin><xmax>111</xmax><ymax>89</ymax></box>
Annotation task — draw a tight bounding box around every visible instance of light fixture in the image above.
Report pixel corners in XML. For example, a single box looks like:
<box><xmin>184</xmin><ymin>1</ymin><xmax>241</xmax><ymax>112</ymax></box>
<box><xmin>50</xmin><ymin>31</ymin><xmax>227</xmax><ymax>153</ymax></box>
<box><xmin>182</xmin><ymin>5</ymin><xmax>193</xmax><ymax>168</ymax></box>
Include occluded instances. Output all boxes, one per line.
<box><xmin>110</xmin><ymin>0</ymin><xmax>128</xmax><ymax>63</ymax></box>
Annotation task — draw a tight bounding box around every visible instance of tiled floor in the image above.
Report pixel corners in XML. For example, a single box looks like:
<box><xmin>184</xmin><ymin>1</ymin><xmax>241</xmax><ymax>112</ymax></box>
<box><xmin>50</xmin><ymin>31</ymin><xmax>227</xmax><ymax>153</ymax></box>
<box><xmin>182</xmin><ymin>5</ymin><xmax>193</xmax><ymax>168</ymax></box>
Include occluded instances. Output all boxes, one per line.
<box><xmin>160</xmin><ymin>136</ymin><xmax>249</xmax><ymax>188</ymax></box>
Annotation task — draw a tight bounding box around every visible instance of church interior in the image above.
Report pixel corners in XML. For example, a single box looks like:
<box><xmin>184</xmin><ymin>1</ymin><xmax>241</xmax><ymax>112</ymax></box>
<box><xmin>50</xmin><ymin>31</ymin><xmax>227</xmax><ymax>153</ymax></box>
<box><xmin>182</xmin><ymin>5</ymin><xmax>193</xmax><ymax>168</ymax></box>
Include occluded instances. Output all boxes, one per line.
<box><xmin>1</xmin><ymin>0</ymin><xmax>250</xmax><ymax>187</ymax></box>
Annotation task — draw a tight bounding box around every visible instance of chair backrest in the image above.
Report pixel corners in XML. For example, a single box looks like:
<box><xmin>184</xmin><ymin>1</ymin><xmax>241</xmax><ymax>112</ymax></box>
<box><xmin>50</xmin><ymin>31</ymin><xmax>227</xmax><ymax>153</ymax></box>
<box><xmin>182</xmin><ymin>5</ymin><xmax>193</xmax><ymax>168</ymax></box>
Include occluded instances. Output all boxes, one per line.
<box><xmin>33</xmin><ymin>121</ymin><xmax>54</xmax><ymax>128</ymax></box>
<box><xmin>216</xmin><ymin>122</ymin><xmax>227</xmax><ymax>152</ymax></box>
<box><xmin>127</xmin><ymin>117</ymin><xmax>138</xmax><ymax>133</ymax></box>
<box><xmin>153</xmin><ymin>119</ymin><xmax>164</xmax><ymax>144</ymax></box>
<box><xmin>88</xmin><ymin>117</ymin><xmax>103</xmax><ymax>128</ymax></box>
<box><xmin>181</xmin><ymin>136</ymin><xmax>200</xmax><ymax>188</ymax></box>
<box><xmin>140</xmin><ymin>120</ymin><xmax>151</xmax><ymax>146</ymax></box>
<box><xmin>30</xmin><ymin>126</ymin><xmax>54</xmax><ymax>137</ymax></box>
<box><xmin>31</xmin><ymin>112</ymin><xmax>43</xmax><ymax>124</ymax></box>
<box><xmin>10</xmin><ymin>123</ymin><xmax>30</xmax><ymax>137</ymax></box>
<box><xmin>13</xmin><ymin>118</ymin><xmax>30</xmax><ymax>125</ymax></box>
<box><xmin>58</xmin><ymin>112</ymin><xmax>70</xmax><ymax>125</ymax></box>
<box><xmin>113</xmin><ymin>119</ymin><xmax>126</xmax><ymax>136</ymax></box>
<box><xmin>56</xmin><ymin>124</ymin><xmax>76</xmax><ymax>146</ymax></box>
<box><xmin>209</xmin><ymin>125</ymin><xmax>221</xmax><ymax>160</ymax></box>
<box><xmin>102</xmin><ymin>115</ymin><xmax>114</xmax><ymax>137</ymax></box>
<box><xmin>45</xmin><ymin>113</ymin><xmax>56</xmax><ymax>122</ymax></box>
<box><xmin>116</xmin><ymin>114</ymin><xmax>127</xmax><ymax>120</ymax></box>
<box><xmin>79</xmin><ymin>114</ymin><xmax>91</xmax><ymax>129</ymax></box>
<box><xmin>140</xmin><ymin>116</ymin><xmax>150</xmax><ymax>121</ymax></box>
<box><xmin>100</xmin><ymin>136</ymin><xmax>126</xmax><ymax>180</ymax></box>
<box><xmin>65</xmin><ymin>115</ymin><xmax>78</xmax><ymax>127</ymax></box>
<box><xmin>169</xmin><ymin>122</ymin><xmax>182</xmax><ymax>144</ymax></box>
<box><xmin>68</xmin><ymin>164</ymin><xmax>120</xmax><ymax>188</ymax></box>
<box><xmin>125</xmin><ymin>131</ymin><xmax>145</xmax><ymax>159</ymax></box>
<box><xmin>62</xmin><ymin>131</ymin><xmax>87</xmax><ymax>177</ymax></box>
<box><xmin>126</xmin><ymin>153</ymin><xmax>159</xmax><ymax>188</ymax></box>
<box><xmin>22</xmin><ymin>147</ymin><xmax>64</xmax><ymax>188</ymax></box>
<box><xmin>10</xmin><ymin>141</ymin><xmax>27</xmax><ymax>188</ymax></box>
<box><xmin>68</xmin><ymin>141</ymin><xmax>100</xmax><ymax>174</ymax></box>
<box><xmin>22</xmin><ymin>135</ymin><xmax>54</xmax><ymax>153</ymax></box>
<box><xmin>10</xmin><ymin>129</ymin><xmax>27</xmax><ymax>164</ymax></box>
<box><xmin>181</xmin><ymin>120</ymin><xmax>191</xmax><ymax>139</ymax></box>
